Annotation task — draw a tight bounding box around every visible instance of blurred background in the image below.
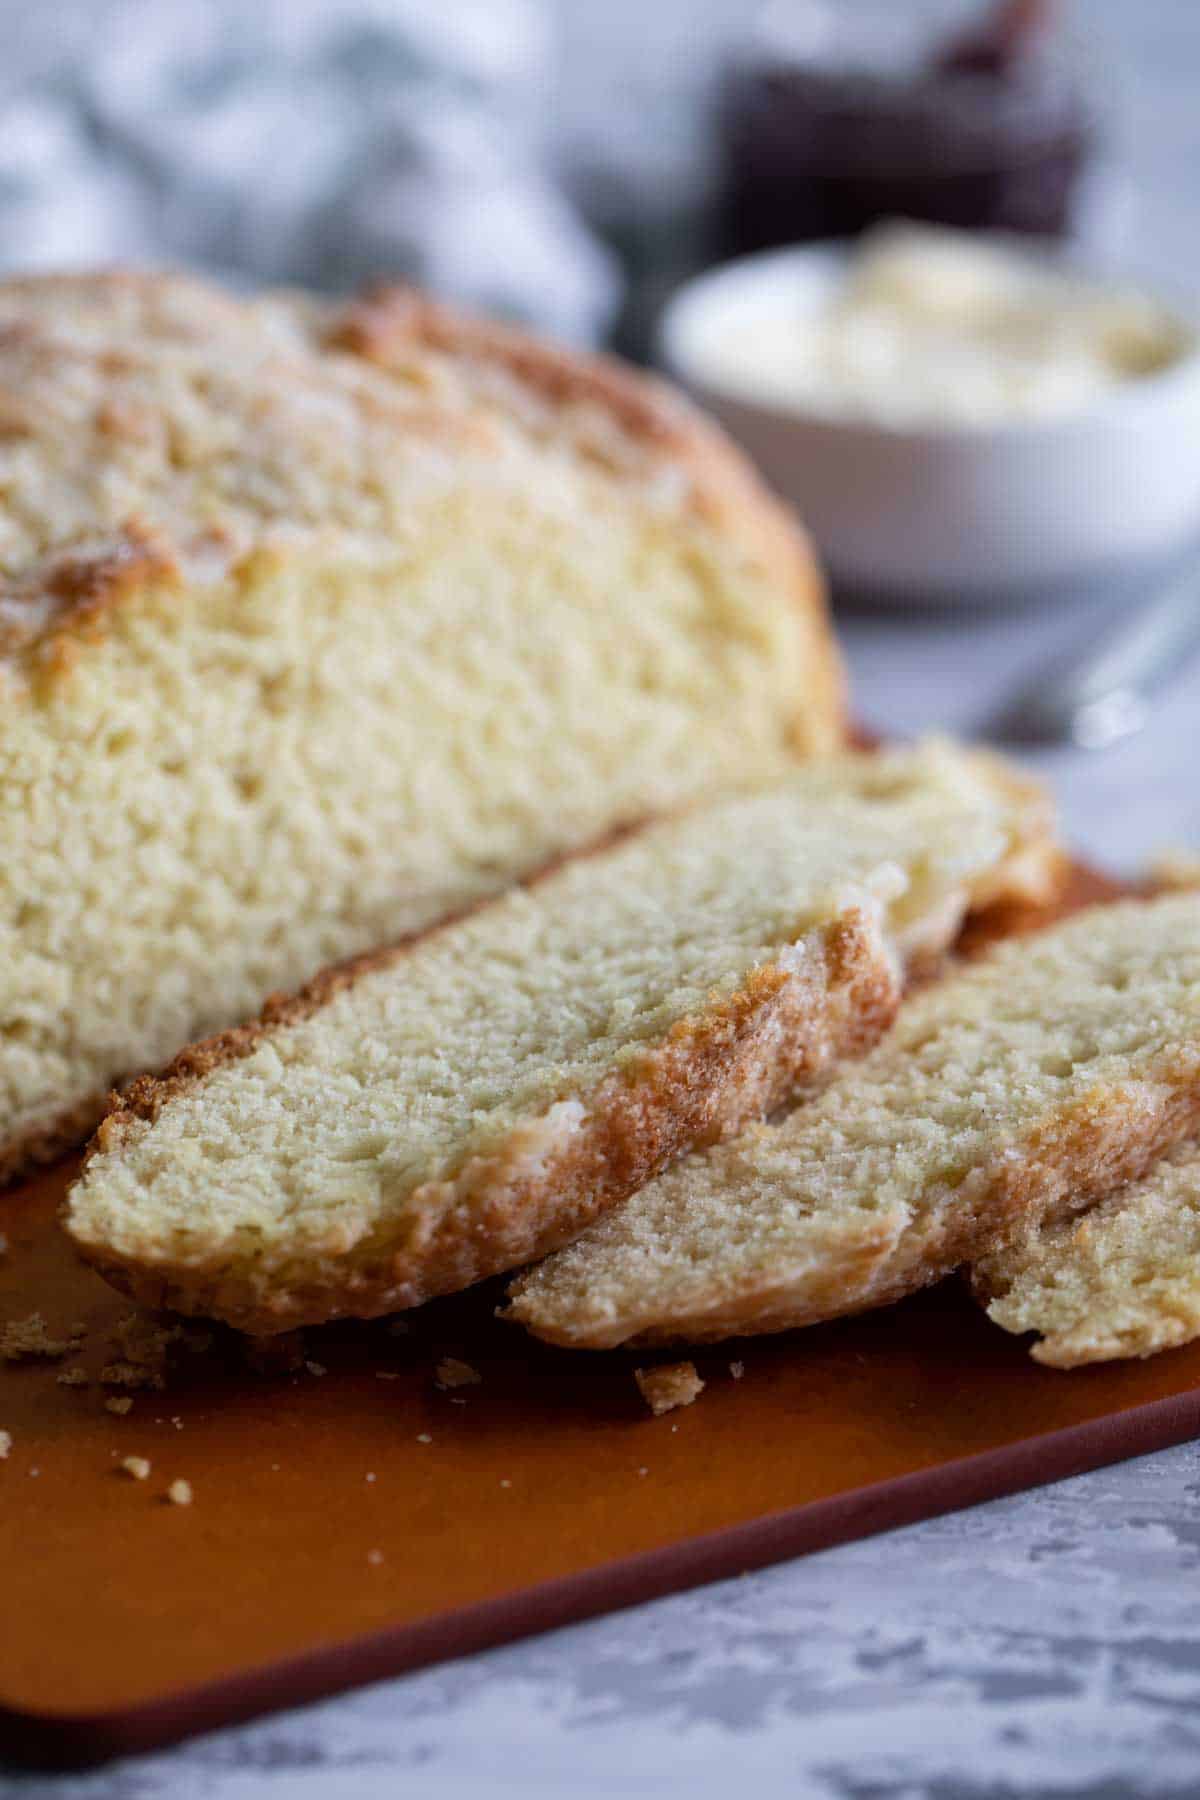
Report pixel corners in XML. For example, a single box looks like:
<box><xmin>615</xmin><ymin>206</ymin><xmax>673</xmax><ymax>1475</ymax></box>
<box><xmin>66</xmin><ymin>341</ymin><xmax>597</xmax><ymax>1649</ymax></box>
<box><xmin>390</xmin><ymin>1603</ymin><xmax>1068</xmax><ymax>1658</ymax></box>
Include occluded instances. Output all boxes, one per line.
<box><xmin>0</xmin><ymin>0</ymin><xmax>1196</xmax><ymax>352</ymax></box>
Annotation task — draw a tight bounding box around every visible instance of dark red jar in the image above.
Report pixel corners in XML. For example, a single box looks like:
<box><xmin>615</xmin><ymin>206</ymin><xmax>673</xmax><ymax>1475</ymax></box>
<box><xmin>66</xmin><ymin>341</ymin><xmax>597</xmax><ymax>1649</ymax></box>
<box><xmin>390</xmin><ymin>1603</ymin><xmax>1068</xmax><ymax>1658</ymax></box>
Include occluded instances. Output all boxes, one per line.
<box><xmin>720</xmin><ymin>0</ymin><xmax>1100</xmax><ymax>257</ymax></box>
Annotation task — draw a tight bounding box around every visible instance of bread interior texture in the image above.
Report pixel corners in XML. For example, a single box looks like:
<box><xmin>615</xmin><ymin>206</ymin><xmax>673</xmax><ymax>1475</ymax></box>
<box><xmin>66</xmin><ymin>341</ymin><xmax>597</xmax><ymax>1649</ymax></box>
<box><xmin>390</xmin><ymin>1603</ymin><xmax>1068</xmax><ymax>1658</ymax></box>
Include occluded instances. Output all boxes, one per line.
<box><xmin>5</xmin><ymin>486</ymin><xmax>819</xmax><ymax>1165</ymax></box>
<box><xmin>509</xmin><ymin>895</ymin><xmax>1200</xmax><ymax>1347</ymax></box>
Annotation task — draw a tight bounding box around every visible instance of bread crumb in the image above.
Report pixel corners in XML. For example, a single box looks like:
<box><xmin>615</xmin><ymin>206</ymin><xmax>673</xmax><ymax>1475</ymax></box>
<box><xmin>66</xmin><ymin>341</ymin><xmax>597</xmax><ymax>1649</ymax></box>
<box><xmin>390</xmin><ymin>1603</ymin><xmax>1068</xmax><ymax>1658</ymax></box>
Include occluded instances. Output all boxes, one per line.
<box><xmin>637</xmin><ymin>1466</ymin><xmax>649</xmax><ymax>1476</ymax></box>
<box><xmin>100</xmin><ymin>1360</ymin><xmax>166</xmax><ymax>1391</ymax></box>
<box><xmin>500</xmin><ymin>1478</ymin><xmax>512</xmax><ymax>1488</ymax></box>
<box><xmin>0</xmin><ymin>1430</ymin><xmax>10</xmax><ymax>1459</ymax></box>
<box><xmin>304</xmin><ymin>1360</ymin><xmax>327</xmax><ymax>1378</ymax></box>
<box><xmin>167</xmin><ymin>1478</ymin><xmax>193</xmax><ymax>1506</ymax></box>
<box><xmin>105</xmin><ymin>1397</ymin><xmax>133</xmax><ymax>1416</ymax></box>
<box><xmin>367</xmin><ymin>1548</ymin><xmax>384</xmax><ymax>1566</ymax></box>
<box><xmin>56</xmin><ymin>1365</ymin><xmax>90</xmax><ymax>1387</ymax></box>
<box><xmin>100</xmin><ymin>1312</ymin><xmax>208</xmax><ymax>1387</ymax></box>
<box><xmin>121</xmin><ymin>1456</ymin><xmax>151</xmax><ymax>1481</ymax></box>
<box><xmin>98</xmin><ymin>1314</ymin><xmax>185</xmax><ymax>1391</ymax></box>
<box><xmin>2</xmin><ymin>1312</ymin><xmax>84</xmax><ymax>1361</ymax></box>
<box><xmin>28</xmin><ymin>1466</ymin><xmax>39</xmax><ymax>1477</ymax></box>
<box><xmin>435</xmin><ymin>1357</ymin><xmax>481</xmax><ymax>1390</ymax></box>
<box><xmin>416</xmin><ymin>1433</ymin><xmax>433</xmax><ymax>1444</ymax></box>
<box><xmin>635</xmin><ymin>1362</ymin><xmax>705</xmax><ymax>1417</ymax></box>
<box><xmin>730</xmin><ymin>1360</ymin><xmax>745</xmax><ymax>1380</ymax></box>
<box><xmin>365</xmin><ymin>1471</ymin><xmax>376</xmax><ymax>1483</ymax></box>
<box><xmin>375</xmin><ymin>1370</ymin><xmax>400</xmax><ymax>1381</ymax></box>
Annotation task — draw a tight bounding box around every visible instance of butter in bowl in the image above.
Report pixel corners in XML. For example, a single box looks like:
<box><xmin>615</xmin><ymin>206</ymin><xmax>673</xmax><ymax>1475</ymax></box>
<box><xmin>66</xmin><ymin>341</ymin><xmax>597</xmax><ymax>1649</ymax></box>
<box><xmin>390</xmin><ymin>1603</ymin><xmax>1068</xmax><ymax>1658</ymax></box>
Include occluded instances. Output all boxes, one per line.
<box><xmin>659</xmin><ymin>224</ymin><xmax>1200</xmax><ymax>602</ymax></box>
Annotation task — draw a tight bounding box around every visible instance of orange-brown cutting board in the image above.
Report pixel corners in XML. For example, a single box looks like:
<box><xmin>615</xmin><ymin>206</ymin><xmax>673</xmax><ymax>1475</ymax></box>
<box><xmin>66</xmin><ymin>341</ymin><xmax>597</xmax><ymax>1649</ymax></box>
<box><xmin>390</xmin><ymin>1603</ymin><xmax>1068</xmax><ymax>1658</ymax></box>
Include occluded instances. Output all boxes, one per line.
<box><xmin>5</xmin><ymin>866</ymin><xmax>1199</xmax><ymax>1768</ymax></box>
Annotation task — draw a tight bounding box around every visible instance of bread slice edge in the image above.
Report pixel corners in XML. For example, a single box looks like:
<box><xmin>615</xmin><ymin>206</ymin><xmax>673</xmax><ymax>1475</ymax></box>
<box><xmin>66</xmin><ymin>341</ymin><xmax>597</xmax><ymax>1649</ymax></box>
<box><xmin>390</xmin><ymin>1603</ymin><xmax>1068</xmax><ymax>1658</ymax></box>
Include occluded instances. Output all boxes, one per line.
<box><xmin>65</xmin><ymin>905</ymin><xmax>900</xmax><ymax>1333</ymax></box>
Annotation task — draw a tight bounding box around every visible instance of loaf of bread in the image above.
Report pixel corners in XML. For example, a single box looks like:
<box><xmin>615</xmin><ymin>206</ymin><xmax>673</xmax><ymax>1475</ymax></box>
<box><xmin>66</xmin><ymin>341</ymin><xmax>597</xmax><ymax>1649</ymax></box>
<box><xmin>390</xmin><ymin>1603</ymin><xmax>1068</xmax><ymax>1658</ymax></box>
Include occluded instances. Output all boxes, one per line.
<box><xmin>0</xmin><ymin>271</ymin><xmax>844</xmax><ymax>1183</ymax></box>
<box><xmin>65</xmin><ymin>741</ymin><xmax>1050</xmax><ymax>1332</ymax></box>
<box><xmin>973</xmin><ymin>1140</ymin><xmax>1200</xmax><ymax>1366</ymax></box>
<box><xmin>508</xmin><ymin>895</ymin><xmax>1200</xmax><ymax>1349</ymax></box>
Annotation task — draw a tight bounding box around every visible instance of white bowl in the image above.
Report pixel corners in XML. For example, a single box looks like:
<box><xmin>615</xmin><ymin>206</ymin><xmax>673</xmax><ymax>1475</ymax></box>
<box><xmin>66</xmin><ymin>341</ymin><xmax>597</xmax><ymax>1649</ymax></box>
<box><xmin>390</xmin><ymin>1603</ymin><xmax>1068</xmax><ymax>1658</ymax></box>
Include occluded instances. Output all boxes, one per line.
<box><xmin>659</xmin><ymin>243</ymin><xmax>1200</xmax><ymax>603</ymax></box>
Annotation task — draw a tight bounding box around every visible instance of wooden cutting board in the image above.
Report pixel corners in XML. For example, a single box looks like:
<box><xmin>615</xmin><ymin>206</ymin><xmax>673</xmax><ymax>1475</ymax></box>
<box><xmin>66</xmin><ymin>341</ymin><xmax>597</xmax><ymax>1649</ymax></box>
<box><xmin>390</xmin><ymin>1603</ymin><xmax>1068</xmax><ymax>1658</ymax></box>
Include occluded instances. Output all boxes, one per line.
<box><xmin>5</xmin><ymin>865</ymin><xmax>1198</xmax><ymax>1768</ymax></box>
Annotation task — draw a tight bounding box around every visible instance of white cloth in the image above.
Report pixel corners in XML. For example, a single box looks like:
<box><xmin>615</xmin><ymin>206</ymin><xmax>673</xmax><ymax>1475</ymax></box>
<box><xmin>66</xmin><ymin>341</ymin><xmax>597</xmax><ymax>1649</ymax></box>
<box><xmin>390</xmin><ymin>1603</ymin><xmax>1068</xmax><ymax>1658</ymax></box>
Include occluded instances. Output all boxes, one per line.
<box><xmin>0</xmin><ymin>0</ymin><xmax>620</xmax><ymax>342</ymax></box>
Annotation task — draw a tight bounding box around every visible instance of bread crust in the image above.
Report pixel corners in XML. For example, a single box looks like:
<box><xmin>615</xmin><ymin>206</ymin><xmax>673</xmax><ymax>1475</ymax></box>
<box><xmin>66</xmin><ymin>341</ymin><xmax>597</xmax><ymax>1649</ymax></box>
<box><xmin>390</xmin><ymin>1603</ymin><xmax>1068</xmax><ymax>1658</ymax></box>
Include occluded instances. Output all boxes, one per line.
<box><xmin>68</xmin><ymin>907</ymin><xmax>900</xmax><ymax>1333</ymax></box>
<box><xmin>597</xmin><ymin>1050</ymin><xmax>1200</xmax><ymax>1350</ymax></box>
<box><xmin>24</xmin><ymin>520</ymin><xmax>181</xmax><ymax>680</ymax></box>
<box><xmin>969</xmin><ymin>1137</ymin><xmax>1200</xmax><ymax>1369</ymax></box>
<box><xmin>2</xmin><ymin>270</ymin><xmax>842</xmax><ymax>749</ymax></box>
<box><xmin>507</xmin><ymin>887</ymin><xmax>1200</xmax><ymax>1351</ymax></box>
<box><xmin>329</xmin><ymin>283</ymin><xmax>843</xmax><ymax>752</ymax></box>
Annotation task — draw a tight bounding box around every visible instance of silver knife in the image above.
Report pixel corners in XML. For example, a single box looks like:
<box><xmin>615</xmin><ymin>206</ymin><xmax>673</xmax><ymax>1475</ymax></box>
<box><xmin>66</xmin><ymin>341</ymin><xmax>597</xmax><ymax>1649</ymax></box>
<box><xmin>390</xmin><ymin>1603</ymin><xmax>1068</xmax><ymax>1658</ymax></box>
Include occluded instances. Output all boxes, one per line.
<box><xmin>996</xmin><ymin>566</ymin><xmax>1200</xmax><ymax>749</ymax></box>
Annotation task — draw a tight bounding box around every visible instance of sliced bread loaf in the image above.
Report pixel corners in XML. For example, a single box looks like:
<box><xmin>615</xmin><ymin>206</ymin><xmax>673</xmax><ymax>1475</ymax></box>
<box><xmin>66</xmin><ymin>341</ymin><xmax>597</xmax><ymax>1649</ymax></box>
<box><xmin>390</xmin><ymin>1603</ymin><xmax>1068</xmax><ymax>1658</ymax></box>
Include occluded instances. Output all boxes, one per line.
<box><xmin>0</xmin><ymin>271</ymin><xmax>844</xmax><ymax>1183</ymax></box>
<box><xmin>973</xmin><ymin>1141</ymin><xmax>1200</xmax><ymax>1366</ymax></box>
<box><xmin>64</xmin><ymin>742</ymin><xmax>1045</xmax><ymax>1332</ymax></box>
<box><xmin>507</xmin><ymin>894</ymin><xmax>1200</xmax><ymax>1349</ymax></box>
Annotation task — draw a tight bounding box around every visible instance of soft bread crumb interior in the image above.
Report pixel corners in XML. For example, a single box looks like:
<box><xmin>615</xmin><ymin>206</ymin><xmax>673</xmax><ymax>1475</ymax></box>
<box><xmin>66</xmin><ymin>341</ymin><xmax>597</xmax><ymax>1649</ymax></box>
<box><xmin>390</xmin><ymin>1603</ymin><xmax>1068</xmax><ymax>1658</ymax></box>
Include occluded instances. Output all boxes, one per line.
<box><xmin>68</xmin><ymin>743</ymin><xmax>1031</xmax><ymax>1287</ymax></box>
<box><xmin>4</xmin><ymin>487</ymin><xmax>820</xmax><ymax>1159</ymax></box>
<box><xmin>977</xmin><ymin>1140</ymin><xmax>1200</xmax><ymax>1366</ymax></box>
<box><xmin>509</xmin><ymin>895</ymin><xmax>1200</xmax><ymax>1346</ymax></box>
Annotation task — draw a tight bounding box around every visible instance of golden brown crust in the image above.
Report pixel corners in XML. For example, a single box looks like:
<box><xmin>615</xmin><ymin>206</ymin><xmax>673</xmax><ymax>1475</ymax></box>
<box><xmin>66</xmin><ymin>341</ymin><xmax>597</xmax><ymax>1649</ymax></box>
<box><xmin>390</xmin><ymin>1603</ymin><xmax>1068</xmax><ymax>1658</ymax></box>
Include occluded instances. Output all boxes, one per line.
<box><xmin>28</xmin><ymin>521</ymin><xmax>182</xmax><ymax>685</ymax></box>
<box><xmin>329</xmin><ymin>286</ymin><xmax>710</xmax><ymax>463</ymax></box>
<box><xmin>957</xmin><ymin>857</ymin><xmax>1140</xmax><ymax>958</ymax></box>
<box><xmin>0</xmin><ymin>271</ymin><xmax>842</xmax><ymax>748</ymax></box>
<box><xmin>71</xmin><ymin>908</ymin><xmax>900</xmax><ymax>1333</ymax></box>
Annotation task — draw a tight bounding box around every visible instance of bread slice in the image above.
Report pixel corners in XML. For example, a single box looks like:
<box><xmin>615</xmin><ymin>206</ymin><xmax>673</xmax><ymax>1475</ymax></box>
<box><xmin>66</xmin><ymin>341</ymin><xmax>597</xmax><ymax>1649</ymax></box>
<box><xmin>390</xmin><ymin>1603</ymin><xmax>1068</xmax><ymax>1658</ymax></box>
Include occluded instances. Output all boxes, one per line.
<box><xmin>972</xmin><ymin>1140</ymin><xmax>1200</xmax><ymax>1366</ymax></box>
<box><xmin>64</xmin><ymin>741</ymin><xmax>1047</xmax><ymax>1333</ymax></box>
<box><xmin>507</xmin><ymin>894</ymin><xmax>1200</xmax><ymax>1349</ymax></box>
<box><xmin>0</xmin><ymin>271</ymin><xmax>845</xmax><ymax>1184</ymax></box>
<box><xmin>969</xmin><ymin>862</ymin><xmax>1200</xmax><ymax>1369</ymax></box>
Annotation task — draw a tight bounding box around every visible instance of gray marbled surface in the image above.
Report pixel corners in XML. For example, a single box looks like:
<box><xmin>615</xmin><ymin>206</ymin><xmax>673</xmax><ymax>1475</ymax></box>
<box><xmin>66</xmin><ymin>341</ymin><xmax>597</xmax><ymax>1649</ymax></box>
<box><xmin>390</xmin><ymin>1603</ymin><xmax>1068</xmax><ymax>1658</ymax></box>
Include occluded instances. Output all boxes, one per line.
<box><xmin>8</xmin><ymin>1443</ymin><xmax>1200</xmax><ymax>1798</ymax></box>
